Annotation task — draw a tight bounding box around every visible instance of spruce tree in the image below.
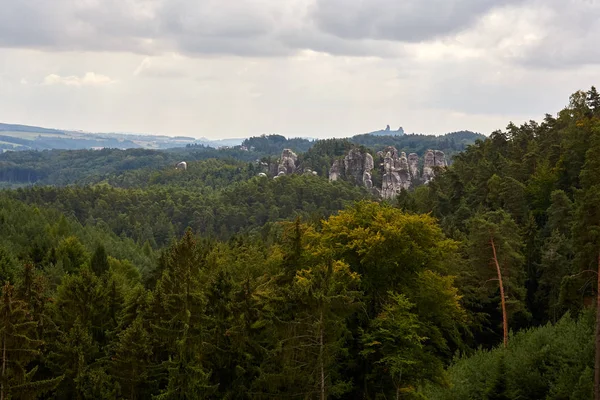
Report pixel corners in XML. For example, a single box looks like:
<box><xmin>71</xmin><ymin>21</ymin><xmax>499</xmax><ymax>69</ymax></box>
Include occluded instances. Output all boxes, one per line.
<box><xmin>150</xmin><ymin>229</ymin><xmax>212</xmax><ymax>398</ymax></box>
<box><xmin>467</xmin><ymin>210</ymin><xmax>528</xmax><ymax>347</ymax></box>
<box><xmin>90</xmin><ymin>244</ymin><xmax>110</xmax><ymax>277</ymax></box>
<box><xmin>0</xmin><ymin>283</ymin><xmax>62</xmax><ymax>400</ymax></box>
<box><xmin>111</xmin><ymin>317</ymin><xmax>153</xmax><ymax>400</ymax></box>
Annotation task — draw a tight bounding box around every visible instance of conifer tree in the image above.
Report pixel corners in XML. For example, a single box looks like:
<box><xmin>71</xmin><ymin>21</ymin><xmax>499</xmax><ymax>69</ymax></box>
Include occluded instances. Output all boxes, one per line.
<box><xmin>0</xmin><ymin>283</ymin><xmax>62</xmax><ymax>400</ymax></box>
<box><xmin>151</xmin><ymin>229</ymin><xmax>212</xmax><ymax>398</ymax></box>
<box><xmin>588</xmin><ymin>86</ymin><xmax>600</xmax><ymax>113</ymax></box>
<box><xmin>90</xmin><ymin>244</ymin><xmax>110</xmax><ymax>277</ymax></box>
<box><xmin>46</xmin><ymin>318</ymin><xmax>97</xmax><ymax>399</ymax></box>
<box><xmin>467</xmin><ymin>211</ymin><xmax>528</xmax><ymax>347</ymax></box>
<box><xmin>291</xmin><ymin>259</ymin><xmax>361</xmax><ymax>399</ymax></box>
<box><xmin>111</xmin><ymin>317</ymin><xmax>153</xmax><ymax>400</ymax></box>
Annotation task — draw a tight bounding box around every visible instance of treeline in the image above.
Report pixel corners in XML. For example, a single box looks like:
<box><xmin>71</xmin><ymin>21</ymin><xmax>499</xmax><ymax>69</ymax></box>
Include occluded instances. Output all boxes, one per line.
<box><xmin>7</xmin><ymin>173</ymin><xmax>369</xmax><ymax>245</ymax></box>
<box><xmin>351</xmin><ymin>130</ymin><xmax>486</xmax><ymax>158</ymax></box>
<box><xmin>0</xmin><ymin>147</ymin><xmax>260</xmax><ymax>186</ymax></box>
<box><xmin>242</xmin><ymin>134</ymin><xmax>315</xmax><ymax>154</ymax></box>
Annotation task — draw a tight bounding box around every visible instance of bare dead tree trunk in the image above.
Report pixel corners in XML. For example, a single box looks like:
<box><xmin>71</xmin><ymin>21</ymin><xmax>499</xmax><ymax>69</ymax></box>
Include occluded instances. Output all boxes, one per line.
<box><xmin>490</xmin><ymin>237</ymin><xmax>508</xmax><ymax>348</ymax></box>
<box><xmin>595</xmin><ymin>252</ymin><xmax>600</xmax><ymax>400</ymax></box>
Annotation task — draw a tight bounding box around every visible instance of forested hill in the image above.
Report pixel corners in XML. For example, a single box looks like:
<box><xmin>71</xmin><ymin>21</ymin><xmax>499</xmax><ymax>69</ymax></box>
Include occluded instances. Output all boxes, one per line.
<box><xmin>0</xmin><ymin>130</ymin><xmax>483</xmax><ymax>187</ymax></box>
<box><xmin>0</xmin><ymin>121</ymin><xmax>482</xmax><ymax>153</ymax></box>
<box><xmin>2</xmin><ymin>88</ymin><xmax>600</xmax><ymax>399</ymax></box>
<box><xmin>241</xmin><ymin>130</ymin><xmax>484</xmax><ymax>156</ymax></box>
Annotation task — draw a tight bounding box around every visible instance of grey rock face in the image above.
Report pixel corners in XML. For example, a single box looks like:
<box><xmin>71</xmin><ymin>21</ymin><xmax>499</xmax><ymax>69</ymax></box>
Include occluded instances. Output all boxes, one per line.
<box><xmin>408</xmin><ymin>153</ymin><xmax>419</xmax><ymax>180</ymax></box>
<box><xmin>328</xmin><ymin>147</ymin><xmax>446</xmax><ymax>195</ymax></box>
<box><xmin>329</xmin><ymin>148</ymin><xmax>374</xmax><ymax>190</ymax></box>
<box><xmin>422</xmin><ymin>149</ymin><xmax>447</xmax><ymax>183</ymax></box>
<box><xmin>176</xmin><ymin>161</ymin><xmax>187</xmax><ymax>170</ymax></box>
<box><xmin>329</xmin><ymin>160</ymin><xmax>342</xmax><ymax>182</ymax></box>
<box><xmin>277</xmin><ymin>149</ymin><xmax>298</xmax><ymax>176</ymax></box>
<box><xmin>343</xmin><ymin>149</ymin><xmax>374</xmax><ymax>187</ymax></box>
<box><xmin>381</xmin><ymin>147</ymin><xmax>411</xmax><ymax>199</ymax></box>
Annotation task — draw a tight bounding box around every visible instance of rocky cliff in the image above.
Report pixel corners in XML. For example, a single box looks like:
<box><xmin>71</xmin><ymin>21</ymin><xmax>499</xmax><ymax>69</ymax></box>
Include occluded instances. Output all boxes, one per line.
<box><xmin>329</xmin><ymin>148</ymin><xmax>374</xmax><ymax>188</ymax></box>
<box><xmin>266</xmin><ymin>147</ymin><xmax>446</xmax><ymax>198</ymax></box>
<box><xmin>344</xmin><ymin>148</ymin><xmax>374</xmax><ymax>188</ymax></box>
<box><xmin>379</xmin><ymin>147</ymin><xmax>411</xmax><ymax>199</ymax></box>
<box><xmin>408</xmin><ymin>153</ymin><xmax>419</xmax><ymax>179</ymax></box>
<box><xmin>422</xmin><ymin>150</ymin><xmax>447</xmax><ymax>184</ymax></box>
<box><xmin>328</xmin><ymin>146</ymin><xmax>447</xmax><ymax>199</ymax></box>
<box><xmin>277</xmin><ymin>149</ymin><xmax>298</xmax><ymax>176</ymax></box>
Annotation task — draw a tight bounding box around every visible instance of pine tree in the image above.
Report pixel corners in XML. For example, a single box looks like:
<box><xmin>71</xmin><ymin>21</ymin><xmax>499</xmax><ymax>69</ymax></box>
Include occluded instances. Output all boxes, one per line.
<box><xmin>0</xmin><ymin>248</ymin><xmax>17</xmax><ymax>285</ymax></box>
<box><xmin>45</xmin><ymin>318</ymin><xmax>97</xmax><ymax>399</ymax></box>
<box><xmin>588</xmin><ymin>86</ymin><xmax>600</xmax><ymax>113</ymax></box>
<box><xmin>111</xmin><ymin>317</ymin><xmax>153</xmax><ymax>400</ymax></box>
<box><xmin>291</xmin><ymin>259</ymin><xmax>360</xmax><ymax>399</ymax></box>
<box><xmin>90</xmin><ymin>244</ymin><xmax>110</xmax><ymax>277</ymax></box>
<box><xmin>467</xmin><ymin>211</ymin><xmax>528</xmax><ymax>347</ymax></box>
<box><xmin>52</xmin><ymin>268</ymin><xmax>109</xmax><ymax>343</ymax></box>
<box><xmin>150</xmin><ymin>229</ymin><xmax>212</xmax><ymax>398</ymax></box>
<box><xmin>0</xmin><ymin>283</ymin><xmax>62</xmax><ymax>400</ymax></box>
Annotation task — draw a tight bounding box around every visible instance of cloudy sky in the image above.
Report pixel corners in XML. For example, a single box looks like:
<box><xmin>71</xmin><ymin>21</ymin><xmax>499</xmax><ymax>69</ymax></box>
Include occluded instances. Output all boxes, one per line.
<box><xmin>0</xmin><ymin>0</ymin><xmax>598</xmax><ymax>139</ymax></box>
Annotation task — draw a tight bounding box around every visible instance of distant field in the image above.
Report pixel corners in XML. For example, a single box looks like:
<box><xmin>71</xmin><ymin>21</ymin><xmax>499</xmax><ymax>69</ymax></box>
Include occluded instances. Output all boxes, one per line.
<box><xmin>0</xmin><ymin>131</ymin><xmax>67</xmax><ymax>140</ymax></box>
<box><xmin>0</xmin><ymin>122</ymin><xmax>209</xmax><ymax>150</ymax></box>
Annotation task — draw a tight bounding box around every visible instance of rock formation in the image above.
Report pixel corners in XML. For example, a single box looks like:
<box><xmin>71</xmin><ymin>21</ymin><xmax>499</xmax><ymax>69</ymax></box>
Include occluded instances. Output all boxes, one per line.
<box><xmin>380</xmin><ymin>147</ymin><xmax>411</xmax><ymax>199</ymax></box>
<box><xmin>176</xmin><ymin>161</ymin><xmax>187</xmax><ymax>170</ymax></box>
<box><xmin>329</xmin><ymin>160</ymin><xmax>342</xmax><ymax>182</ymax></box>
<box><xmin>343</xmin><ymin>148</ymin><xmax>373</xmax><ymax>185</ymax></box>
<box><xmin>408</xmin><ymin>153</ymin><xmax>419</xmax><ymax>180</ymax></box>
<box><xmin>271</xmin><ymin>145</ymin><xmax>447</xmax><ymax>195</ymax></box>
<box><xmin>329</xmin><ymin>148</ymin><xmax>374</xmax><ymax>190</ymax></box>
<box><xmin>330</xmin><ymin>146</ymin><xmax>447</xmax><ymax>199</ymax></box>
<box><xmin>277</xmin><ymin>149</ymin><xmax>298</xmax><ymax>176</ymax></box>
<box><xmin>422</xmin><ymin>150</ymin><xmax>447</xmax><ymax>184</ymax></box>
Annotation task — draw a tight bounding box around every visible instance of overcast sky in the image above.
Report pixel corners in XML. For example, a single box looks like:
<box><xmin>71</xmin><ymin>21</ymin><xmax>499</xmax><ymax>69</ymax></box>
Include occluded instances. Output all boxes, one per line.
<box><xmin>0</xmin><ymin>0</ymin><xmax>598</xmax><ymax>139</ymax></box>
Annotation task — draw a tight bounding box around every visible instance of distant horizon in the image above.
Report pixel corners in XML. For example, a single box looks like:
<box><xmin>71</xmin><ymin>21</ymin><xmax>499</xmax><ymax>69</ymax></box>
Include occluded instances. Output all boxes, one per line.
<box><xmin>1</xmin><ymin>119</ymin><xmax>486</xmax><ymax>141</ymax></box>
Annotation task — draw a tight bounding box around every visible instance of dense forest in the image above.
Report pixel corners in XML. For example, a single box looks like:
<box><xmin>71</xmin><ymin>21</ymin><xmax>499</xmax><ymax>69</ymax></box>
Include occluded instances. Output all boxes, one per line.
<box><xmin>1</xmin><ymin>88</ymin><xmax>600</xmax><ymax>399</ymax></box>
<box><xmin>0</xmin><ymin>130</ymin><xmax>484</xmax><ymax>187</ymax></box>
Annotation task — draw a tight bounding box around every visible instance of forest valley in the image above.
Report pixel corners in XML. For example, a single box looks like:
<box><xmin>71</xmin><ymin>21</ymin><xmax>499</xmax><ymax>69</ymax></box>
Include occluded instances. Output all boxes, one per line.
<box><xmin>2</xmin><ymin>88</ymin><xmax>600</xmax><ymax>399</ymax></box>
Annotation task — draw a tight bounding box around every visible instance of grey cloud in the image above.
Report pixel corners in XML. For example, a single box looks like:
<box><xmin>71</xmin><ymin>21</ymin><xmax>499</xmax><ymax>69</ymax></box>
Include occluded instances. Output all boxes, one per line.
<box><xmin>0</xmin><ymin>0</ymin><xmax>503</xmax><ymax>57</ymax></box>
<box><xmin>515</xmin><ymin>0</ymin><xmax>600</xmax><ymax>68</ymax></box>
<box><xmin>1</xmin><ymin>0</ymin><xmax>599</xmax><ymax>68</ymax></box>
<box><xmin>158</xmin><ymin>0</ymin><xmax>273</xmax><ymax>38</ymax></box>
<box><xmin>310</xmin><ymin>0</ymin><xmax>522</xmax><ymax>42</ymax></box>
<box><xmin>280</xmin><ymin>24</ymin><xmax>405</xmax><ymax>57</ymax></box>
<box><xmin>0</xmin><ymin>0</ymin><xmax>290</xmax><ymax>55</ymax></box>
